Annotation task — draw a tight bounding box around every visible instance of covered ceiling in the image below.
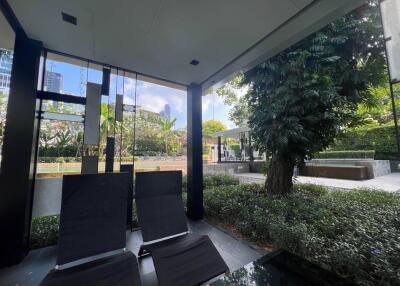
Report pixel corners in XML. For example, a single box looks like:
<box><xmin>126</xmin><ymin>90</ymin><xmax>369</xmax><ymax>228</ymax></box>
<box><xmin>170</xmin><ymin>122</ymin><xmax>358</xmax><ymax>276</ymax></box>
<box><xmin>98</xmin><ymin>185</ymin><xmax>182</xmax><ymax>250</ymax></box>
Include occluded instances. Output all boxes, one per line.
<box><xmin>0</xmin><ymin>9</ymin><xmax>15</xmax><ymax>50</ymax></box>
<box><xmin>8</xmin><ymin>0</ymin><xmax>364</xmax><ymax>88</ymax></box>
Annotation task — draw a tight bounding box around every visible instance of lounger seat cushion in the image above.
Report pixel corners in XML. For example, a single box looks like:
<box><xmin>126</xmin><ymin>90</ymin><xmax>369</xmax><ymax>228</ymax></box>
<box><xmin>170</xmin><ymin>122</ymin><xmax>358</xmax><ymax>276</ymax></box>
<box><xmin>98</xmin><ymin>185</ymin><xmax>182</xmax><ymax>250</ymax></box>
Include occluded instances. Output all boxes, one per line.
<box><xmin>144</xmin><ymin>233</ymin><xmax>228</xmax><ymax>286</ymax></box>
<box><xmin>40</xmin><ymin>252</ymin><xmax>141</xmax><ymax>286</ymax></box>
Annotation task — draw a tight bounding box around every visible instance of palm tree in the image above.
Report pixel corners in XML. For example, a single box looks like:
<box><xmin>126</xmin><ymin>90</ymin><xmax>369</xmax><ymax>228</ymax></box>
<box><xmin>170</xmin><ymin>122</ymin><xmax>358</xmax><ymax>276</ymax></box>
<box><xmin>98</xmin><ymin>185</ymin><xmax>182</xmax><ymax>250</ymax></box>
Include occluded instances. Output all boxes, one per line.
<box><xmin>159</xmin><ymin>117</ymin><xmax>177</xmax><ymax>155</ymax></box>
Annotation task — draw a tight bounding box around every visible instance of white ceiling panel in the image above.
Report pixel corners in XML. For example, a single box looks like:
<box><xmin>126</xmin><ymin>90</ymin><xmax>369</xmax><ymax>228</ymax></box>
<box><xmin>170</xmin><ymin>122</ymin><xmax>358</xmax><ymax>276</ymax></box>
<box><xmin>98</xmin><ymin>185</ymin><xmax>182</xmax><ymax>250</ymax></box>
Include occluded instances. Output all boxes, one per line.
<box><xmin>0</xmin><ymin>10</ymin><xmax>15</xmax><ymax>50</ymax></box>
<box><xmin>7</xmin><ymin>0</ymin><xmax>363</xmax><ymax>87</ymax></box>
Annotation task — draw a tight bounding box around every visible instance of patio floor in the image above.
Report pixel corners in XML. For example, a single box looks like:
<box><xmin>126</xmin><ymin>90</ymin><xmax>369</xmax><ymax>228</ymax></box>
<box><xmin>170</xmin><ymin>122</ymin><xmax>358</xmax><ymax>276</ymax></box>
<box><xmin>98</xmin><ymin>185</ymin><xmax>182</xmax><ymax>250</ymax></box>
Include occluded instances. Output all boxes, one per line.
<box><xmin>0</xmin><ymin>220</ymin><xmax>265</xmax><ymax>286</ymax></box>
<box><xmin>234</xmin><ymin>172</ymin><xmax>400</xmax><ymax>193</ymax></box>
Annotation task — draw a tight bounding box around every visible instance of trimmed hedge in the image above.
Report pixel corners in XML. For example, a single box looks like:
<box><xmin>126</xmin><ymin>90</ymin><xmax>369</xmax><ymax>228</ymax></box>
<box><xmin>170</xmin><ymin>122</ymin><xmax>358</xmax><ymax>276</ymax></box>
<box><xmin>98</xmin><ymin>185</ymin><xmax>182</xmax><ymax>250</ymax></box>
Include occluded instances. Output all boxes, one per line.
<box><xmin>315</xmin><ymin>150</ymin><xmax>375</xmax><ymax>159</ymax></box>
<box><xmin>38</xmin><ymin>156</ymin><xmax>137</xmax><ymax>163</ymax></box>
<box><xmin>204</xmin><ymin>184</ymin><xmax>400</xmax><ymax>286</ymax></box>
<box><xmin>182</xmin><ymin>174</ymin><xmax>240</xmax><ymax>192</ymax></box>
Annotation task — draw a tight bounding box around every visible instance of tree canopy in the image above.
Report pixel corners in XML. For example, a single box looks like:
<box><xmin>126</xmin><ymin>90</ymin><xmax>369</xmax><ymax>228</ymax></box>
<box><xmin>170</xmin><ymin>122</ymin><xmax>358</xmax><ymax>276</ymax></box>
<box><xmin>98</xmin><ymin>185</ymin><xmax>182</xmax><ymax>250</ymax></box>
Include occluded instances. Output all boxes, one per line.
<box><xmin>202</xmin><ymin>119</ymin><xmax>227</xmax><ymax>137</ymax></box>
<box><xmin>240</xmin><ymin>2</ymin><xmax>387</xmax><ymax>194</ymax></box>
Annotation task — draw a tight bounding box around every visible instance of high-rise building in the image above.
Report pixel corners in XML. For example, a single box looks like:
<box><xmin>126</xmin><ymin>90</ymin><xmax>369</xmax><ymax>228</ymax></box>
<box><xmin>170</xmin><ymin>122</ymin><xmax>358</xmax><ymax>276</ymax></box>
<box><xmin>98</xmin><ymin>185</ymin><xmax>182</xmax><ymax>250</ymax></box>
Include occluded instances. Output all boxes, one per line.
<box><xmin>45</xmin><ymin>70</ymin><xmax>63</xmax><ymax>93</ymax></box>
<box><xmin>160</xmin><ymin>104</ymin><xmax>171</xmax><ymax>120</ymax></box>
<box><xmin>0</xmin><ymin>50</ymin><xmax>13</xmax><ymax>94</ymax></box>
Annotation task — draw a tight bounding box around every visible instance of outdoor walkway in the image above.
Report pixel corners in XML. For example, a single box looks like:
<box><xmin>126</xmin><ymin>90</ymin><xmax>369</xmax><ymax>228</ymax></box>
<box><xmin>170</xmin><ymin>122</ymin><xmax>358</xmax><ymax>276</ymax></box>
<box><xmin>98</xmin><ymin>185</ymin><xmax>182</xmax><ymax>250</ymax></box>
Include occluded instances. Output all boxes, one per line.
<box><xmin>234</xmin><ymin>172</ymin><xmax>400</xmax><ymax>193</ymax></box>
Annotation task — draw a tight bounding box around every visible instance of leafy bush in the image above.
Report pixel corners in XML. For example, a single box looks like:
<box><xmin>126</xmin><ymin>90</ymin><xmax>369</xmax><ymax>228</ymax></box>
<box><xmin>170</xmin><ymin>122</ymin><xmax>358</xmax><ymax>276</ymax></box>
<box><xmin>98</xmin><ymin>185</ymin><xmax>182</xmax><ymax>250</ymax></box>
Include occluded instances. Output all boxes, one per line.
<box><xmin>183</xmin><ymin>174</ymin><xmax>240</xmax><ymax>192</ymax></box>
<box><xmin>30</xmin><ymin>215</ymin><xmax>59</xmax><ymax>249</ymax></box>
<box><xmin>203</xmin><ymin>174</ymin><xmax>240</xmax><ymax>188</ymax></box>
<box><xmin>315</xmin><ymin>150</ymin><xmax>375</xmax><ymax>159</ymax></box>
<box><xmin>331</xmin><ymin>125</ymin><xmax>398</xmax><ymax>153</ymax></box>
<box><xmin>204</xmin><ymin>184</ymin><xmax>400</xmax><ymax>286</ymax></box>
<box><xmin>375</xmin><ymin>152</ymin><xmax>400</xmax><ymax>160</ymax></box>
<box><xmin>38</xmin><ymin>156</ymin><xmax>137</xmax><ymax>163</ymax></box>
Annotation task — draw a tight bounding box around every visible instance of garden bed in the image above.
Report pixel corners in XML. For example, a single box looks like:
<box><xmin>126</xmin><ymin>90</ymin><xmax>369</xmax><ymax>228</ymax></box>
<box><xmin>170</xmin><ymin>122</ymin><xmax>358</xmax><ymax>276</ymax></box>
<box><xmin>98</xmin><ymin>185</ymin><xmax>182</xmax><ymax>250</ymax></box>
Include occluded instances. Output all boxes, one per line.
<box><xmin>204</xmin><ymin>183</ymin><xmax>400</xmax><ymax>286</ymax></box>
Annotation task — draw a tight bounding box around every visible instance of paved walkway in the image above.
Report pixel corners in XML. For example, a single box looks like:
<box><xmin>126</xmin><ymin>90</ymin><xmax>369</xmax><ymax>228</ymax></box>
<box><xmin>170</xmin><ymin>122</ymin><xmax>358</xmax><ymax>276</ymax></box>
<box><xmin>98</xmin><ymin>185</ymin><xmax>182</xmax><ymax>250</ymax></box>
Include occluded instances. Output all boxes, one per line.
<box><xmin>234</xmin><ymin>172</ymin><xmax>400</xmax><ymax>193</ymax></box>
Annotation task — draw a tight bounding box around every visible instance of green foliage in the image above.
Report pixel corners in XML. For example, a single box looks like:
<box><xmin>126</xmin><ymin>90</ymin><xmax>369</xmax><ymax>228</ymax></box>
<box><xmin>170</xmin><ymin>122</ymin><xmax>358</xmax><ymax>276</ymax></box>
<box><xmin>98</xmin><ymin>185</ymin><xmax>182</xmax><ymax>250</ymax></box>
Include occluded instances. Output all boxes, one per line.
<box><xmin>216</xmin><ymin>75</ymin><xmax>250</xmax><ymax>127</ymax></box>
<box><xmin>204</xmin><ymin>184</ymin><xmax>400</xmax><ymax>286</ymax></box>
<box><xmin>238</xmin><ymin>3</ymin><xmax>386</xmax><ymax>194</ymax></box>
<box><xmin>202</xmin><ymin>119</ymin><xmax>227</xmax><ymax>137</ymax></box>
<box><xmin>183</xmin><ymin>174</ymin><xmax>240</xmax><ymax>192</ymax></box>
<box><xmin>315</xmin><ymin>150</ymin><xmax>375</xmax><ymax>159</ymax></box>
<box><xmin>203</xmin><ymin>174</ymin><xmax>240</xmax><ymax>188</ymax></box>
<box><xmin>331</xmin><ymin>124</ymin><xmax>398</xmax><ymax>153</ymax></box>
<box><xmin>244</xmin><ymin>3</ymin><xmax>385</xmax><ymax>161</ymax></box>
<box><xmin>230</xmin><ymin>144</ymin><xmax>241</xmax><ymax>158</ymax></box>
<box><xmin>37</xmin><ymin>156</ymin><xmax>136</xmax><ymax>163</ymax></box>
<box><xmin>30</xmin><ymin>215</ymin><xmax>60</xmax><ymax>250</ymax></box>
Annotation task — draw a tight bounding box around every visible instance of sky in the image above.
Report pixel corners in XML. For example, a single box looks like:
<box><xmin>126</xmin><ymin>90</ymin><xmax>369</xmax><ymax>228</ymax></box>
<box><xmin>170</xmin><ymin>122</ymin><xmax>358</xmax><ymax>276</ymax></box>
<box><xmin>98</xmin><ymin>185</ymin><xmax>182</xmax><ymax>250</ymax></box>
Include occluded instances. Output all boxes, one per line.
<box><xmin>47</xmin><ymin>58</ymin><xmax>238</xmax><ymax>130</ymax></box>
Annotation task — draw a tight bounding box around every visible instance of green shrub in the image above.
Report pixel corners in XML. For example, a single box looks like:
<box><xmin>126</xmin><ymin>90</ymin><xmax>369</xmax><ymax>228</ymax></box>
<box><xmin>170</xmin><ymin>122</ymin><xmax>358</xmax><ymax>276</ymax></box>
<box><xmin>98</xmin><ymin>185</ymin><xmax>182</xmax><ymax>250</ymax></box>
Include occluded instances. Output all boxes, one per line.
<box><xmin>331</xmin><ymin>125</ymin><xmax>398</xmax><ymax>153</ymax></box>
<box><xmin>182</xmin><ymin>174</ymin><xmax>240</xmax><ymax>192</ymax></box>
<box><xmin>230</xmin><ymin>144</ymin><xmax>241</xmax><ymax>158</ymax></box>
<box><xmin>315</xmin><ymin>150</ymin><xmax>375</xmax><ymax>159</ymax></box>
<box><xmin>203</xmin><ymin>174</ymin><xmax>240</xmax><ymax>188</ymax></box>
<box><xmin>375</xmin><ymin>152</ymin><xmax>400</xmax><ymax>160</ymax></box>
<box><xmin>30</xmin><ymin>215</ymin><xmax>59</xmax><ymax>250</ymax></box>
<box><xmin>204</xmin><ymin>184</ymin><xmax>400</xmax><ymax>286</ymax></box>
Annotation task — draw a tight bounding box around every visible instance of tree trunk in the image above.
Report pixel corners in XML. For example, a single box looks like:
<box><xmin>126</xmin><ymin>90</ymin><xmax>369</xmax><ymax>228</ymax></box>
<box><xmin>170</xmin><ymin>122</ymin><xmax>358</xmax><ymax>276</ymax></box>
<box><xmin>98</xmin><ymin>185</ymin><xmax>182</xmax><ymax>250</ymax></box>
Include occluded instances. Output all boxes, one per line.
<box><xmin>265</xmin><ymin>153</ymin><xmax>295</xmax><ymax>195</ymax></box>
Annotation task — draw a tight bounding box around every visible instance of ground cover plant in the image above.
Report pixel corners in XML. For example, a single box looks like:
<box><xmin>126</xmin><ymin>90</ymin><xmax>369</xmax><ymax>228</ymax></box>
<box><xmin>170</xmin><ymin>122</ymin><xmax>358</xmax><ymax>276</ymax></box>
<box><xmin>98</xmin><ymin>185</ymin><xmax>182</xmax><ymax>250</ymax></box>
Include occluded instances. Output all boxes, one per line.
<box><xmin>204</xmin><ymin>183</ymin><xmax>400</xmax><ymax>286</ymax></box>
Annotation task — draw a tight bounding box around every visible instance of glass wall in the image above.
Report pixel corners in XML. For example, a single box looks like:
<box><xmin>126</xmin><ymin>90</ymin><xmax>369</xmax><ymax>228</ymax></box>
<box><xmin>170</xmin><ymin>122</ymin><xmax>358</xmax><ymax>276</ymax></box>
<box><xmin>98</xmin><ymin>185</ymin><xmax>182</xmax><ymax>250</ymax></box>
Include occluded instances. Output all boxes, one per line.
<box><xmin>32</xmin><ymin>52</ymin><xmax>187</xmax><ymax>245</ymax></box>
<box><xmin>36</xmin><ymin>52</ymin><xmax>188</xmax><ymax>176</ymax></box>
<box><xmin>202</xmin><ymin>88</ymin><xmax>242</xmax><ymax>166</ymax></box>
<box><xmin>44</xmin><ymin>53</ymin><xmax>87</xmax><ymax>96</ymax></box>
<box><xmin>0</xmin><ymin>10</ymin><xmax>15</xmax><ymax>171</ymax></box>
<box><xmin>134</xmin><ymin>77</ymin><xmax>187</xmax><ymax>174</ymax></box>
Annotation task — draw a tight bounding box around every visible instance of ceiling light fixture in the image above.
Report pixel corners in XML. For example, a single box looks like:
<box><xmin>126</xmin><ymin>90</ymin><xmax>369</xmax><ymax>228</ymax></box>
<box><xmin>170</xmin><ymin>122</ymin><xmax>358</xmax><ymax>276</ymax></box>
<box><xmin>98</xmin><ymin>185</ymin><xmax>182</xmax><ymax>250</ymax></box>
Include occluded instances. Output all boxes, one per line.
<box><xmin>190</xmin><ymin>59</ymin><xmax>200</xmax><ymax>66</ymax></box>
<box><xmin>62</xmin><ymin>12</ymin><xmax>77</xmax><ymax>25</ymax></box>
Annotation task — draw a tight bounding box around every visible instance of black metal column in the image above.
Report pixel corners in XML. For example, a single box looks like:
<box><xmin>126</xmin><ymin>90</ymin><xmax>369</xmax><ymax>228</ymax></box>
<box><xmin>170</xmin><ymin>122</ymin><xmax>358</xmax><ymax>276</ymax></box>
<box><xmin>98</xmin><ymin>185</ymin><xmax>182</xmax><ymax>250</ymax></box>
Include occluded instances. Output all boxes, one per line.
<box><xmin>217</xmin><ymin>136</ymin><xmax>222</xmax><ymax>163</ymax></box>
<box><xmin>0</xmin><ymin>35</ymin><xmax>42</xmax><ymax>267</ymax></box>
<box><xmin>187</xmin><ymin>83</ymin><xmax>203</xmax><ymax>220</ymax></box>
<box><xmin>249</xmin><ymin>132</ymin><xmax>254</xmax><ymax>161</ymax></box>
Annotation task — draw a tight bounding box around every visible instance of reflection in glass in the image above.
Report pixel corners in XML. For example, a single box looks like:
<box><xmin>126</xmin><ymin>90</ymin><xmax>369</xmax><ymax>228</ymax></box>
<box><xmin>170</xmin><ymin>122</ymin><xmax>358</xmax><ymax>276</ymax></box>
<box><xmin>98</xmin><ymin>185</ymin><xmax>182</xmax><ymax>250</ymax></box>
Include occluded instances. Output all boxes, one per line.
<box><xmin>0</xmin><ymin>10</ymin><xmax>15</xmax><ymax>172</ymax></box>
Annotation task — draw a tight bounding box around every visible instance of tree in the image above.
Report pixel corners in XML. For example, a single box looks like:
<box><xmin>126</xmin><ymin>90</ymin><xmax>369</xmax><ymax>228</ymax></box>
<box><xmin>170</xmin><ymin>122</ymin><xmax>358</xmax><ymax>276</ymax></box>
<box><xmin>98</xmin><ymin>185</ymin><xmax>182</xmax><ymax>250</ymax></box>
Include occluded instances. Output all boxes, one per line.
<box><xmin>216</xmin><ymin>76</ymin><xmax>250</xmax><ymax>127</ymax></box>
<box><xmin>159</xmin><ymin>117</ymin><xmax>177</xmax><ymax>155</ymax></box>
<box><xmin>202</xmin><ymin>119</ymin><xmax>227</xmax><ymax>137</ymax></box>
<box><xmin>241</xmin><ymin>2</ymin><xmax>386</xmax><ymax>195</ymax></box>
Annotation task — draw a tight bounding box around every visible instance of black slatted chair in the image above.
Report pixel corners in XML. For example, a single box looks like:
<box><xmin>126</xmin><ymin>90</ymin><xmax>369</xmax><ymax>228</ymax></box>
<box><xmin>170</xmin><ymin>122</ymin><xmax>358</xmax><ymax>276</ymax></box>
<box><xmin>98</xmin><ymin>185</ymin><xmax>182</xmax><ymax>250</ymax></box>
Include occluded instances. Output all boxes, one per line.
<box><xmin>40</xmin><ymin>173</ymin><xmax>141</xmax><ymax>286</ymax></box>
<box><xmin>135</xmin><ymin>171</ymin><xmax>228</xmax><ymax>286</ymax></box>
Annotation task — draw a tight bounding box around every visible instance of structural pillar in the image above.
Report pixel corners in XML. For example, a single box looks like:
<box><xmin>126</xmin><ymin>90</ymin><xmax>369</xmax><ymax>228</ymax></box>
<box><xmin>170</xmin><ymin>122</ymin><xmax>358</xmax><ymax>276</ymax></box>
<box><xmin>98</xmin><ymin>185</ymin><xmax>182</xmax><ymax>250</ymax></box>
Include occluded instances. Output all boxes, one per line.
<box><xmin>187</xmin><ymin>83</ymin><xmax>203</xmax><ymax>220</ymax></box>
<box><xmin>249</xmin><ymin>132</ymin><xmax>254</xmax><ymax>161</ymax></box>
<box><xmin>0</xmin><ymin>35</ymin><xmax>42</xmax><ymax>267</ymax></box>
<box><xmin>217</xmin><ymin>136</ymin><xmax>222</xmax><ymax>163</ymax></box>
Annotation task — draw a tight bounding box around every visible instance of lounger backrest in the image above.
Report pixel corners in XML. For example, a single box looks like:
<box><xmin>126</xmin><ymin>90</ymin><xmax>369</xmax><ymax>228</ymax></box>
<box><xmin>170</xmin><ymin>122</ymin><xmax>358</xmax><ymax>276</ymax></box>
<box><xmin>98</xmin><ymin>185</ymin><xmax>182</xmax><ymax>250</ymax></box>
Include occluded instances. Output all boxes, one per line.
<box><xmin>135</xmin><ymin>171</ymin><xmax>188</xmax><ymax>242</ymax></box>
<box><xmin>57</xmin><ymin>173</ymin><xmax>129</xmax><ymax>265</ymax></box>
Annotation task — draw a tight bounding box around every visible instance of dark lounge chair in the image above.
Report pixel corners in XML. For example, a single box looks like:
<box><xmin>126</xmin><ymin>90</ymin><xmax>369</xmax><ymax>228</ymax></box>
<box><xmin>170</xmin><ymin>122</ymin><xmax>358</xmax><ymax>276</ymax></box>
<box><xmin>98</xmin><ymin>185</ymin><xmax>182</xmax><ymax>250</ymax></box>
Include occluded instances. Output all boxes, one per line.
<box><xmin>40</xmin><ymin>173</ymin><xmax>141</xmax><ymax>286</ymax></box>
<box><xmin>135</xmin><ymin>171</ymin><xmax>228</xmax><ymax>286</ymax></box>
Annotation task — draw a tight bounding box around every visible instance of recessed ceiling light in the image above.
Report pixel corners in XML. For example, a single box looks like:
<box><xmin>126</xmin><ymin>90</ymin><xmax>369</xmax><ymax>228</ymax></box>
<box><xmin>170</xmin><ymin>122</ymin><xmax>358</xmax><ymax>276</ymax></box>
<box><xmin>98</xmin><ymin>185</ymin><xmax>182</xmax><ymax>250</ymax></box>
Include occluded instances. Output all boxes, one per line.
<box><xmin>62</xmin><ymin>12</ymin><xmax>77</xmax><ymax>26</ymax></box>
<box><xmin>190</xmin><ymin>59</ymin><xmax>200</xmax><ymax>66</ymax></box>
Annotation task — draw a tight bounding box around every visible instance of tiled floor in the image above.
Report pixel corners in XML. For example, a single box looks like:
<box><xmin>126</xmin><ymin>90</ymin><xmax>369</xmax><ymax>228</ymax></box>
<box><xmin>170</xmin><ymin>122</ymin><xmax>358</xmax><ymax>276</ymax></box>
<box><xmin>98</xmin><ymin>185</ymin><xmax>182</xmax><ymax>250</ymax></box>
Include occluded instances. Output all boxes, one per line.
<box><xmin>0</xmin><ymin>220</ymin><xmax>264</xmax><ymax>286</ymax></box>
